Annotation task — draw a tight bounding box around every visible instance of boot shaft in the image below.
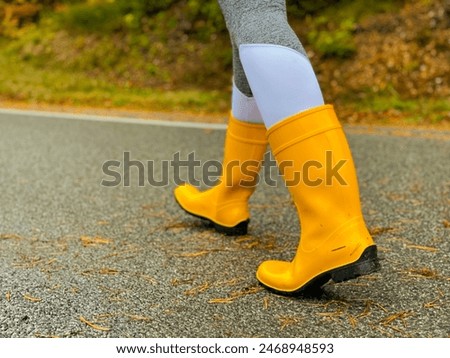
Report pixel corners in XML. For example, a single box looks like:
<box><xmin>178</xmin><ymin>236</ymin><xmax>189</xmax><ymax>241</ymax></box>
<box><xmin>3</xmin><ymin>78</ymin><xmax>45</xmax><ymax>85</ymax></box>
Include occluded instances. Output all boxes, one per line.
<box><xmin>267</xmin><ymin>105</ymin><xmax>369</xmax><ymax>250</ymax></box>
<box><xmin>221</xmin><ymin>114</ymin><xmax>267</xmax><ymax>191</ymax></box>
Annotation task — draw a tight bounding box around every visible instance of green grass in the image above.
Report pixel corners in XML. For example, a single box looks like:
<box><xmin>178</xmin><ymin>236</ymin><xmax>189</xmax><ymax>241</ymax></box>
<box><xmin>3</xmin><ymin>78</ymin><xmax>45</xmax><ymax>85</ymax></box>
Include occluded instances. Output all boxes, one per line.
<box><xmin>0</xmin><ymin>36</ymin><xmax>447</xmax><ymax>127</ymax></box>
<box><xmin>347</xmin><ymin>94</ymin><xmax>450</xmax><ymax>125</ymax></box>
<box><xmin>0</xmin><ymin>48</ymin><xmax>229</xmax><ymax>114</ymax></box>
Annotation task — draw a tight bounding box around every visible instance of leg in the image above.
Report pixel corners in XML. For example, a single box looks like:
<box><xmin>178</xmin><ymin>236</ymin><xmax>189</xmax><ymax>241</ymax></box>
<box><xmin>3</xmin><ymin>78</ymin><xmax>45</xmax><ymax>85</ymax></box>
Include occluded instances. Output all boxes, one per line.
<box><xmin>230</xmin><ymin>39</ymin><xmax>263</xmax><ymax>124</ymax></box>
<box><xmin>221</xmin><ymin>0</ymin><xmax>315</xmax><ymax>125</ymax></box>
<box><xmin>219</xmin><ymin>0</ymin><xmax>380</xmax><ymax>294</ymax></box>
<box><xmin>173</xmin><ymin>114</ymin><xmax>267</xmax><ymax>235</ymax></box>
<box><xmin>173</xmin><ymin>5</ymin><xmax>267</xmax><ymax>235</ymax></box>
<box><xmin>218</xmin><ymin>0</ymin><xmax>324</xmax><ymax>127</ymax></box>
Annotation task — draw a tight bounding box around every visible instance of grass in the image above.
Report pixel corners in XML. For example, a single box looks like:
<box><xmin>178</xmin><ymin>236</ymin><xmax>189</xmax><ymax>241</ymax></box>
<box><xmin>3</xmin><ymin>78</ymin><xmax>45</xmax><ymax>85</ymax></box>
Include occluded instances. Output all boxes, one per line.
<box><xmin>1</xmin><ymin>1</ymin><xmax>448</xmax><ymax>128</ymax></box>
<box><xmin>344</xmin><ymin>93</ymin><xmax>450</xmax><ymax>126</ymax></box>
<box><xmin>0</xmin><ymin>42</ymin><xmax>448</xmax><ymax>128</ymax></box>
<box><xmin>0</xmin><ymin>47</ymin><xmax>230</xmax><ymax>115</ymax></box>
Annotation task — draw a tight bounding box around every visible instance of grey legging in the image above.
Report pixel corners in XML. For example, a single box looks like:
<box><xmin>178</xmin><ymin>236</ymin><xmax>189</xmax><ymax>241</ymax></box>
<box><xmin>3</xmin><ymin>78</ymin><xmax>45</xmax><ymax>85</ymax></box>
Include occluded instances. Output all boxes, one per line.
<box><xmin>217</xmin><ymin>0</ymin><xmax>307</xmax><ymax>97</ymax></box>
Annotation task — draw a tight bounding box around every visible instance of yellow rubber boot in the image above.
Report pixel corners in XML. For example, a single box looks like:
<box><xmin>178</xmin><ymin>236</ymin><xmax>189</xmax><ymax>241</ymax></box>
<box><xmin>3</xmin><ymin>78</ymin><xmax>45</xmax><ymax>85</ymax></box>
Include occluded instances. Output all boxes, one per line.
<box><xmin>174</xmin><ymin>114</ymin><xmax>267</xmax><ymax>235</ymax></box>
<box><xmin>257</xmin><ymin>105</ymin><xmax>380</xmax><ymax>294</ymax></box>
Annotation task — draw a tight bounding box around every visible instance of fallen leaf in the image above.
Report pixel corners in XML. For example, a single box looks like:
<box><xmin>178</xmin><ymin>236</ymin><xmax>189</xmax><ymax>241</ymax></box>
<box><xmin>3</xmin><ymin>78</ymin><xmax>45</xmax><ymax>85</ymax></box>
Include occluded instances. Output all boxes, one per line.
<box><xmin>406</xmin><ymin>268</ymin><xmax>438</xmax><ymax>278</ymax></box>
<box><xmin>208</xmin><ymin>286</ymin><xmax>264</xmax><ymax>304</ymax></box>
<box><xmin>184</xmin><ymin>282</ymin><xmax>210</xmax><ymax>296</ymax></box>
<box><xmin>369</xmin><ymin>227</ymin><xmax>395</xmax><ymax>236</ymax></box>
<box><xmin>263</xmin><ymin>296</ymin><xmax>269</xmax><ymax>310</ymax></box>
<box><xmin>423</xmin><ymin>299</ymin><xmax>440</xmax><ymax>309</ymax></box>
<box><xmin>171</xmin><ymin>278</ymin><xmax>194</xmax><ymax>286</ymax></box>
<box><xmin>317</xmin><ymin>310</ymin><xmax>344</xmax><ymax>318</ymax></box>
<box><xmin>278</xmin><ymin>316</ymin><xmax>301</xmax><ymax>331</ymax></box>
<box><xmin>124</xmin><ymin>314</ymin><xmax>151</xmax><ymax>322</ymax></box>
<box><xmin>140</xmin><ymin>275</ymin><xmax>157</xmax><ymax>285</ymax></box>
<box><xmin>405</xmin><ymin>244</ymin><xmax>438</xmax><ymax>252</ymax></box>
<box><xmin>178</xmin><ymin>251</ymin><xmax>210</xmax><ymax>258</ymax></box>
<box><xmin>348</xmin><ymin>314</ymin><xmax>358</xmax><ymax>328</ymax></box>
<box><xmin>80</xmin><ymin>236</ymin><xmax>112</xmax><ymax>247</ymax></box>
<box><xmin>79</xmin><ymin>316</ymin><xmax>110</xmax><ymax>332</ymax></box>
<box><xmin>23</xmin><ymin>294</ymin><xmax>42</xmax><ymax>303</ymax></box>
<box><xmin>0</xmin><ymin>234</ymin><xmax>23</xmax><ymax>240</ymax></box>
<box><xmin>208</xmin><ymin>297</ymin><xmax>235</xmax><ymax>304</ymax></box>
<box><xmin>380</xmin><ymin>311</ymin><xmax>413</xmax><ymax>327</ymax></box>
<box><xmin>98</xmin><ymin>268</ymin><xmax>119</xmax><ymax>275</ymax></box>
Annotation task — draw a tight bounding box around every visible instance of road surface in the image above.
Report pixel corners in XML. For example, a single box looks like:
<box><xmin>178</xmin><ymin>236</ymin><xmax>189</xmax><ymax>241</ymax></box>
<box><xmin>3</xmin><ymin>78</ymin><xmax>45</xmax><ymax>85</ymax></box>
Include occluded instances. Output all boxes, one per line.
<box><xmin>0</xmin><ymin>109</ymin><xmax>449</xmax><ymax>338</ymax></box>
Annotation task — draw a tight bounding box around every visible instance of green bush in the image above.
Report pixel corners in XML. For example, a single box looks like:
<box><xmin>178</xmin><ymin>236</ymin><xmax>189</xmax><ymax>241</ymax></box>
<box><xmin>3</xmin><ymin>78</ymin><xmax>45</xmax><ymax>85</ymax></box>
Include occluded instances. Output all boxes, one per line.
<box><xmin>307</xmin><ymin>17</ymin><xmax>357</xmax><ymax>58</ymax></box>
<box><xmin>57</xmin><ymin>1</ymin><xmax>123</xmax><ymax>33</ymax></box>
<box><xmin>56</xmin><ymin>0</ymin><xmax>179</xmax><ymax>34</ymax></box>
<box><xmin>287</xmin><ymin>0</ymin><xmax>340</xmax><ymax>17</ymax></box>
<box><xmin>186</xmin><ymin>0</ymin><xmax>226</xmax><ymax>37</ymax></box>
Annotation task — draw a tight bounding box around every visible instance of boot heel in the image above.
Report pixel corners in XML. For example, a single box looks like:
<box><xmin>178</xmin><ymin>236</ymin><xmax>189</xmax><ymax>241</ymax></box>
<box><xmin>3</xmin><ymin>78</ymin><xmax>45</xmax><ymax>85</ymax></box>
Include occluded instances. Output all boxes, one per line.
<box><xmin>176</xmin><ymin>196</ymin><xmax>250</xmax><ymax>236</ymax></box>
<box><xmin>214</xmin><ymin>220</ymin><xmax>249</xmax><ymax>236</ymax></box>
<box><xmin>330</xmin><ymin>245</ymin><xmax>381</xmax><ymax>283</ymax></box>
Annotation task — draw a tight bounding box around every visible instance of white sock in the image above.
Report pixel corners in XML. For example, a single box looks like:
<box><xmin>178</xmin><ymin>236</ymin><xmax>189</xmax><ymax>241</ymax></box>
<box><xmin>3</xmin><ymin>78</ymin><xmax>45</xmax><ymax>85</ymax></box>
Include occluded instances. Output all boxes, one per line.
<box><xmin>231</xmin><ymin>81</ymin><xmax>264</xmax><ymax>124</ymax></box>
<box><xmin>239</xmin><ymin>44</ymin><xmax>325</xmax><ymax>128</ymax></box>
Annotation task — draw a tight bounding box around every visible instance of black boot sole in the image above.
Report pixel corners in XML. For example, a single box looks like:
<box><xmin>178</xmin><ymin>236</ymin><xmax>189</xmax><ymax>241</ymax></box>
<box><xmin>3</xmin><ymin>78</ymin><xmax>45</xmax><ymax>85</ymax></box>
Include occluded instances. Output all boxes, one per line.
<box><xmin>260</xmin><ymin>245</ymin><xmax>381</xmax><ymax>296</ymax></box>
<box><xmin>174</xmin><ymin>197</ymin><xmax>249</xmax><ymax>236</ymax></box>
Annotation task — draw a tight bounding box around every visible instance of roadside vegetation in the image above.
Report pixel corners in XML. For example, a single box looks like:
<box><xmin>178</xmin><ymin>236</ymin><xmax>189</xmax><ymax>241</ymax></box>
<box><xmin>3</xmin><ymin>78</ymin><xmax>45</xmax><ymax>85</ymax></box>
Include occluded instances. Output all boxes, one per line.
<box><xmin>0</xmin><ymin>0</ymin><xmax>448</xmax><ymax>126</ymax></box>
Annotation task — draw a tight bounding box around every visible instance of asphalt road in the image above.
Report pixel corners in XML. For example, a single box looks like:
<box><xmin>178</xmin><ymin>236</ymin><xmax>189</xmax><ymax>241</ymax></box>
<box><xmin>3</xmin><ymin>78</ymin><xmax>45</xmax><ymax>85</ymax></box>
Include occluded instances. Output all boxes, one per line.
<box><xmin>0</xmin><ymin>109</ymin><xmax>449</xmax><ymax>338</ymax></box>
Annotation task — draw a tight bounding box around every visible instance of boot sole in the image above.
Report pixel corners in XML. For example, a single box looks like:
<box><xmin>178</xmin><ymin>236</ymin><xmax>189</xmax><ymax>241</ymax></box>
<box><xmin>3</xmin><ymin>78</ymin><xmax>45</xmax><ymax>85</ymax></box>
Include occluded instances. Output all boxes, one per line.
<box><xmin>261</xmin><ymin>245</ymin><xmax>381</xmax><ymax>296</ymax></box>
<box><xmin>174</xmin><ymin>197</ymin><xmax>249</xmax><ymax>236</ymax></box>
